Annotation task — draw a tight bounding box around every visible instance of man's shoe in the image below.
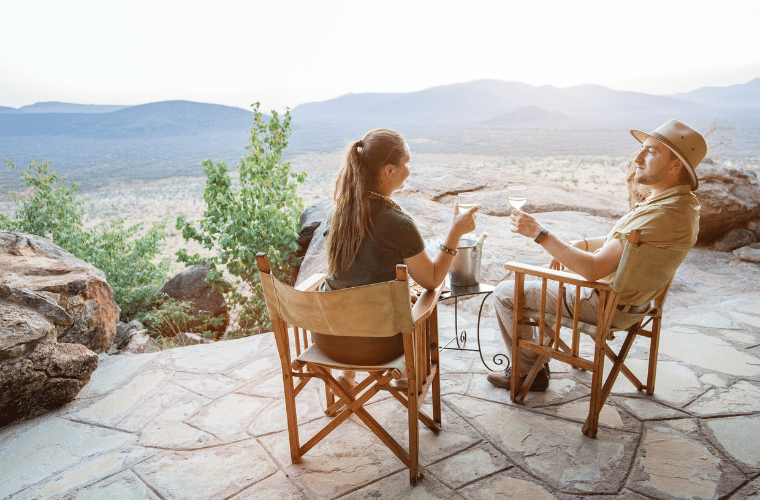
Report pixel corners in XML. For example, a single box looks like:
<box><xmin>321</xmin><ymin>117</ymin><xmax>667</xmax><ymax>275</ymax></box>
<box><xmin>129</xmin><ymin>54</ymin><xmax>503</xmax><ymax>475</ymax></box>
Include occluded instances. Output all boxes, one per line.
<box><xmin>486</xmin><ymin>365</ymin><xmax>550</xmax><ymax>392</ymax></box>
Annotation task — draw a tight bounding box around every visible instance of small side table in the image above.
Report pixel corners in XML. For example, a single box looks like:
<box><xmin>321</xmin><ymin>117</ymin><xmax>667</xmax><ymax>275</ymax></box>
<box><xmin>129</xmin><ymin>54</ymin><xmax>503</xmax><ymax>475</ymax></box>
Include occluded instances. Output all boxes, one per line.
<box><xmin>438</xmin><ymin>280</ymin><xmax>509</xmax><ymax>372</ymax></box>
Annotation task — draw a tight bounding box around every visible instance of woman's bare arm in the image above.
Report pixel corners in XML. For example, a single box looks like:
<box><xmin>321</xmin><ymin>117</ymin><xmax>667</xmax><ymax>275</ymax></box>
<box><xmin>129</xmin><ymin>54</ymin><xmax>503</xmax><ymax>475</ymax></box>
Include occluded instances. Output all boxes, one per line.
<box><xmin>404</xmin><ymin>203</ymin><xmax>478</xmax><ymax>290</ymax></box>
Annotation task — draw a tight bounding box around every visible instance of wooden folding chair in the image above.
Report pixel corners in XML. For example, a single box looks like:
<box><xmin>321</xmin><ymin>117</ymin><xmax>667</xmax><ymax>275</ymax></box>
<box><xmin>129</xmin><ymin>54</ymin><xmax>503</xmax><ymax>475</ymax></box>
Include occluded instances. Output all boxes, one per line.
<box><xmin>256</xmin><ymin>253</ymin><xmax>443</xmax><ymax>485</ymax></box>
<box><xmin>505</xmin><ymin>230</ymin><xmax>686</xmax><ymax>438</ymax></box>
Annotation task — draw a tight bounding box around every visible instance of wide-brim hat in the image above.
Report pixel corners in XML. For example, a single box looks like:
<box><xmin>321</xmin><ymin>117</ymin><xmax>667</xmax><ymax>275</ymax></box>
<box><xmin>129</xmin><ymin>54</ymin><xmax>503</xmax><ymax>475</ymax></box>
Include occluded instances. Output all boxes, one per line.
<box><xmin>630</xmin><ymin>119</ymin><xmax>707</xmax><ymax>190</ymax></box>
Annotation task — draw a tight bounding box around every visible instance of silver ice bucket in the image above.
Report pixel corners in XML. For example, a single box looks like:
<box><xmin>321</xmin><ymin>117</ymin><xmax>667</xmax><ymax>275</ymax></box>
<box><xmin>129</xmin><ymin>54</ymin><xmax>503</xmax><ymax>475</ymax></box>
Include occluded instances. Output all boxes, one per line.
<box><xmin>448</xmin><ymin>235</ymin><xmax>483</xmax><ymax>286</ymax></box>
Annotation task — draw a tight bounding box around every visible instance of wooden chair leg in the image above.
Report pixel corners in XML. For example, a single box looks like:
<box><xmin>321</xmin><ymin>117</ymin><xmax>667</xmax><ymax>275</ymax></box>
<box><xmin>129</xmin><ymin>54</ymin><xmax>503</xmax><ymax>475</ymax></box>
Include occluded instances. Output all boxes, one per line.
<box><xmin>511</xmin><ymin>274</ymin><xmax>525</xmax><ymax>403</ymax></box>
<box><xmin>583</xmin><ymin>327</ymin><xmax>638</xmax><ymax>436</ymax></box>
<box><xmin>429</xmin><ymin>308</ymin><xmax>442</xmax><ymax>427</ymax></box>
<box><xmin>584</xmin><ymin>309</ymin><xmax>609</xmax><ymax>439</ymax></box>
<box><xmin>281</xmin><ymin>371</ymin><xmax>302</xmax><ymax>463</ymax></box>
<box><xmin>647</xmin><ymin>318</ymin><xmax>662</xmax><ymax>395</ymax></box>
<box><xmin>324</xmin><ymin>368</ymin><xmax>335</xmax><ymax>409</ymax></box>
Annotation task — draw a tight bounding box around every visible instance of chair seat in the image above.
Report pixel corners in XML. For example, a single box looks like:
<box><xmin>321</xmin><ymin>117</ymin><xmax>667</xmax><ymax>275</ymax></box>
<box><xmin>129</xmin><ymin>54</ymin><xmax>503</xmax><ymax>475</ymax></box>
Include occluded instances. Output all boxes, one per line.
<box><xmin>294</xmin><ymin>342</ymin><xmax>406</xmax><ymax>380</ymax></box>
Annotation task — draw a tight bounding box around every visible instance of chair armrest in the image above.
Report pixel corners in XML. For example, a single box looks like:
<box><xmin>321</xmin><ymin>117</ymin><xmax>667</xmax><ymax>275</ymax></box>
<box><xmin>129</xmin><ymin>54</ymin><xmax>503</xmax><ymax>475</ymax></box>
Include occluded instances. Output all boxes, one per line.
<box><xmin>412</xmin><ymin>281</ymin><xmax>445</xmax><ymax>323</ymax></box>
<box><xmin>296</xmin><ymin>273</ymin><xmax>327</xmax><ymax>292</ymax></box>
<box><xmin>504</xmin><ymin>261</ymin><xmax>612</xmax><ymax>291</ymax></box>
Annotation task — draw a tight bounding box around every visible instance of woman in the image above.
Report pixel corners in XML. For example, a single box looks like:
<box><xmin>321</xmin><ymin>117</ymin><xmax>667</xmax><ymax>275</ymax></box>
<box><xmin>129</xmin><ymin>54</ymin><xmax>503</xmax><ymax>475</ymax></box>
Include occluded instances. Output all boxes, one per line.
<box><xmin>315</xmin><ymin>128</ymin><xmax>478</xmax><ymax>386</ymax></box>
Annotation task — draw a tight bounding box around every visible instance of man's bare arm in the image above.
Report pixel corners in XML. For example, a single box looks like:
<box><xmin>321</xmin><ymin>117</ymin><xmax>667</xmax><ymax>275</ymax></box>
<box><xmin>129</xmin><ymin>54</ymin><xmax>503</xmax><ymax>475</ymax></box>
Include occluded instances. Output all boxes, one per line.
<box><xmin>510</xmin><ymin>210</ymin><xmax>622</xmax><ymax>281</ymax></box>
<box><xmin>551</xmin><ymin>236</ymin><xmax>608</xmax><ymax>270</ymax></box>
<box><xmin>539</xmin><ymin>233</ymin><xmax>623</xmax><ymax>281</ymax></box>
<box><xmin>568</xmin><ymin>236</ymin><xmax>607</xmax><ymax>253</ymax></box>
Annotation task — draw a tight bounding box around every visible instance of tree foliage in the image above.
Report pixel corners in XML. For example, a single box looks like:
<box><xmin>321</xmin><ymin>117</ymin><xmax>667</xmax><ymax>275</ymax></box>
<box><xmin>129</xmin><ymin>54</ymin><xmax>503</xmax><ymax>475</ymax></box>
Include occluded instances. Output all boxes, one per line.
<box><xmin>0</xmin><ymin>160</ymin><xmax>84</xmax><ymax>243</ymax></box>
<box><xmin>1</xmin><ymin>159</ymin><xmax>172</xmax><ymax>322</ymax></box>
<box><xmin>176</xmin><ymin>103</ymin><xmax>306</xmax><ymax>331</ymax></box>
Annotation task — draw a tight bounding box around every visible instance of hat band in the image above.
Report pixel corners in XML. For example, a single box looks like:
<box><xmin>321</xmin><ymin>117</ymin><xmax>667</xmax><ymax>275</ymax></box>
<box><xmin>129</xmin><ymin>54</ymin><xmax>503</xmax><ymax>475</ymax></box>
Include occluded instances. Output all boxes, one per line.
<box><xmin>649</xmin><ymin>131</ymin><xmax>689</xmax><ymax>169</ymax></box>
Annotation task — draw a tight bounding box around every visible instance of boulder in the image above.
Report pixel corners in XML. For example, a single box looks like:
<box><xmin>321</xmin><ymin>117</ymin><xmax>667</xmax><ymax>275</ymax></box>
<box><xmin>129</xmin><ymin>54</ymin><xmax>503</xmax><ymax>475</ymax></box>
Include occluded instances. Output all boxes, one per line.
<box><xmin>295</xmin><ymin>201</ymin><xmax>331</xmax><ymax>287</ymax></box>
<box><xmin>747</xmin><ymin>218</ymin><xmax>760</xmax><ymax>240</ymax></box>
<box><xmin>0</xmin><ymin>232</ymin><xmax>119</xmax><ymax>353</ymax></box>
<box><xmin>125</xmin><ymin>332</ymin><xmax>162</xmax><ymax>354</ymax></box>
<box><xmin>109</xmin><ymin>320</ymin><xmax>146</xmax><ymax>353</ymax></box>
<box><xmin>692</xmin><ymin>164</ymin><xmax>760</xmax><ymax>240</ymax></box>
<box><xmin>714</xmin><ymin>228</ymin><xmax>757</xmax><ymax>252</ymax></box>
<box><xmin>733</xmin><ymin>244</ymin><xmax>760</xmax><ymax>263</ymax></box>
<box><xmin>1</xmin><ymin>284</ymin><xmax>98</xmax><ymax>427</ymax></box>
<box><xmin>158</xmin><ymin>264</ymin><xmax>229</xmax><ymax>337</ymax></box>
<box><xmin>297</xmin><ymin>201</ymin><xmax>330</xmax><ymax>259</ymax></box>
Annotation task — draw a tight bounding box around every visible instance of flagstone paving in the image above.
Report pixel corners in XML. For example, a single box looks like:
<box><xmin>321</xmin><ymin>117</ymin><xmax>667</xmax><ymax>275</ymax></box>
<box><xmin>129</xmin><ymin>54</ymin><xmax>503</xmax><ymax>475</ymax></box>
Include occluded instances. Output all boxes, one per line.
<box><xmin>2</xmin><ymin>295</ymin><xmax>760</xmax><ymax>500</ymax></box>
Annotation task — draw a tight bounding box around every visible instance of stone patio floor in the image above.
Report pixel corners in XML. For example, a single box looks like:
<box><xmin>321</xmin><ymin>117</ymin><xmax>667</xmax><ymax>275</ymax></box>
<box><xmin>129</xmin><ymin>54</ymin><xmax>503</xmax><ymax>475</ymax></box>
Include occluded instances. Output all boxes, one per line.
<box><xmin>2</xmin><ymin>294</ymin><xmax>760</xmax><ymax>500</ymax></box>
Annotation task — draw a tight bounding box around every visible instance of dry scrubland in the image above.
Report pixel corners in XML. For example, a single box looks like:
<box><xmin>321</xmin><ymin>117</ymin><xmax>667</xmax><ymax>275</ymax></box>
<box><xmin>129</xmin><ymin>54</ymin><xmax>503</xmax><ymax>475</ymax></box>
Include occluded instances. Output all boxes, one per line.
<box><xmin>80</xmin><ymin>152</ymin><xmax>637</xmax><ymax>272</ymax></box>
<box><xmin>2</xmin><ymin>150</ymin><xmax>758</xmax><ymax>275</ymax></box>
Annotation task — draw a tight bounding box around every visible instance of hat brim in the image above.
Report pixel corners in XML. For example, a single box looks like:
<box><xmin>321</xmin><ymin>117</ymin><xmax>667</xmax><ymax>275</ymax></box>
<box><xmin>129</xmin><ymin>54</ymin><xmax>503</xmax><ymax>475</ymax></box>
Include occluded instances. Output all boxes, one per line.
<box><xmin>630</xmin><ymin>129</ymin><xmax>698</xmax><ymax>190</ymax></box>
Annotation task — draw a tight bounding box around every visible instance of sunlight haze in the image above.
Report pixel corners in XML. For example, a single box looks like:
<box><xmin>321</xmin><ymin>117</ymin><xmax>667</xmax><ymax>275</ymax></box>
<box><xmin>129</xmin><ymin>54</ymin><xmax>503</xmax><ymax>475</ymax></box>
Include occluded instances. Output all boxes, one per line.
<box><xmin>1</xmin><ymin>0</ymin><xmax>759</xmax><ymax>111</ymax></box>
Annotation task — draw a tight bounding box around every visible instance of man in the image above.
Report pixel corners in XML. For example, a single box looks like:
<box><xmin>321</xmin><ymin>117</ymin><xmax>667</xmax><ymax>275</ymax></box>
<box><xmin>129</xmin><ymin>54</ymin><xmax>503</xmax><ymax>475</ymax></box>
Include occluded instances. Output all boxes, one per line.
<box><xmin>488</xmin><ymin>120</ymin><xmax>706</xmax><ymax>391</ymax></box>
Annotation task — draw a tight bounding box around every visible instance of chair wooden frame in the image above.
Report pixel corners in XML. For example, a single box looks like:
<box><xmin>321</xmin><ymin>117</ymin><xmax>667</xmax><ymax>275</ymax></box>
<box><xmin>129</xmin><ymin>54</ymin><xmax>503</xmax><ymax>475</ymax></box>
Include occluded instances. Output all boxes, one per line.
<box><xmin>256</xmin><ymin>253</ymin><xmax>444</xmax><ymax>485</ymax></box>
<box><xmin>505</xmin><ymin>230</ymin><xmax>680</xmax><ymax>438</ymax></box>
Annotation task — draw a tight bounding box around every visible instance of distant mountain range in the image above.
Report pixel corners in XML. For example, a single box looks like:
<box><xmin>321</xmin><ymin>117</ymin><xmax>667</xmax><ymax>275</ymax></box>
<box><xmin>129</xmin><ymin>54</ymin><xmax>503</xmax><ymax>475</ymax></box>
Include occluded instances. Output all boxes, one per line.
<box><xmin>2</xmin><ymin>102</ymin><xmax>129</xmax><ymax>114</ymax></box>
<box><xmin>1</xmin><ymin>78</ymin><xmax>759</xmax><ymax>140</ymax></box>
<box><xmin>290</xmin><ymin>78</ymin><xmax>760</xmax><ymax>129</ymax></box>
<box><xmin>0</xmin><ymin>100</ymin><xmax>256</xmax><ymax>138</ymax></box>
<box><xmin>673</xmin><ymin>78</ymin><xmax>760</xmax><ymax>108</ymax></box>
<box><xmin>1</xmin><ymin>78</ymin><xmax>759</xmax><ymax>142</ymax></box>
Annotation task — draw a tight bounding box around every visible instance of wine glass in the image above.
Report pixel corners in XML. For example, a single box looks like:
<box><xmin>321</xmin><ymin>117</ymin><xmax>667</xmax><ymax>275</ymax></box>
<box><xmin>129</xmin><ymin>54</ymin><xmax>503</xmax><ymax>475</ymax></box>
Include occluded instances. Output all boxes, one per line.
<box><xmin>508</xmin><ymin>186</ymin><xmax>526</xmax><ymax>210</ymax></box>
<box><xmin>457</xmin><ymin>192</ymin><xmax>477</xmax><ymax>211</ymax></box>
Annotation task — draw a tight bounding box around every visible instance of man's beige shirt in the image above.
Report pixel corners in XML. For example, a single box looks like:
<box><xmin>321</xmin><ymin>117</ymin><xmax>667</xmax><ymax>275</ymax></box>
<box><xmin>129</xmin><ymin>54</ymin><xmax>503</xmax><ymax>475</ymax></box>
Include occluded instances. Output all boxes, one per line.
<box><xmin>601</xmin><ymin>184</ymin><xmax>700</xmax><ymax>305</ymax></box>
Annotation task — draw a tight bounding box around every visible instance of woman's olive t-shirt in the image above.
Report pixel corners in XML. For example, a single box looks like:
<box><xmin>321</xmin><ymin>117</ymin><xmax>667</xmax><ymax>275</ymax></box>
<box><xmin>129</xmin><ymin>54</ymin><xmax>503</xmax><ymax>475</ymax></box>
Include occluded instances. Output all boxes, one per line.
<box><xmin>322</xmin><ymin>199</ymin><xmax>426</xmax><ymax>291</ymax></box>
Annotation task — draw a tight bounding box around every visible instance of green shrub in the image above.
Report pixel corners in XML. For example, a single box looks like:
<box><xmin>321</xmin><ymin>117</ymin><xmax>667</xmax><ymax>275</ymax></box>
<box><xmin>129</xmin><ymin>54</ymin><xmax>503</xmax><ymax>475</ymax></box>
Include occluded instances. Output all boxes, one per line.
<box><xmin>1</xmin><ymin>159</ymin><xmax>172</xmax><ymax>323</ymax></box>
<box><xmin>70</xmin><ymin>216</ymin><xmax>173</xmax><ymax>321</ymax></box>
<box><xmin>141</xmin><ymin>294</ymin><xmax>227</xmax><ymax>342</ymax></box>
<box><xmin>0</xmin><ymin>160</ymin><xmax>84</xmax><ymax>243</ymax></box>
<box><xmin>176</xmin><ymin>103</ymin><xmax>306</xmax><ymax>333</ymax></box>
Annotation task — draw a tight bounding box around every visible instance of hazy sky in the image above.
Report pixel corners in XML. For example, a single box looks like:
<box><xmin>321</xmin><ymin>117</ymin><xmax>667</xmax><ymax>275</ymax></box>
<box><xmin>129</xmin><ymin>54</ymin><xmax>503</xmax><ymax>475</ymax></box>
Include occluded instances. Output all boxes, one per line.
<box><xmin>2</xmin><ymin>0</ymin><xmax>759</xmax><ymax>111</ymax></box>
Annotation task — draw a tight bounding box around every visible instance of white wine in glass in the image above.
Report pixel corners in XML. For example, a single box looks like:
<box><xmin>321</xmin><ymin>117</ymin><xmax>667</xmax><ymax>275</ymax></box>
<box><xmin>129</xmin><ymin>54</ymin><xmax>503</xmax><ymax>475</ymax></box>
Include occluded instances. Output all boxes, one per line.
<box><xmin>508</xmin><ymin>186</ymin><xmax>526</xmax><ymax>210</ymax></box>
<box><xmin>458</xmin><ymin>192</ymin><xmax>477</xmax><ymax>211</ymax></box>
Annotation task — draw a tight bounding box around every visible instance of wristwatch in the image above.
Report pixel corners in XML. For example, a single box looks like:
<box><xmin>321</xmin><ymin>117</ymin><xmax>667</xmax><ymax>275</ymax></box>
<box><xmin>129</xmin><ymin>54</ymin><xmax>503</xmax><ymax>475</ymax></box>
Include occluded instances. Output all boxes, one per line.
<box><xmin>534</xmin><ymin>228</ymin><xmax>549</xmax><ymax>244</ymax></box>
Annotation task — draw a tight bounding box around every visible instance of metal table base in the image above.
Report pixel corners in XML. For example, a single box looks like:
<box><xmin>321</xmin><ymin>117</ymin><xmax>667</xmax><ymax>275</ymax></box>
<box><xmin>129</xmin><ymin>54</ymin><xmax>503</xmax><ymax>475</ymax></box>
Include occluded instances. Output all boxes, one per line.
<box><xmin>438</xmin><ymin>281</ymin><xmax>509</xmax><ymax>372</ymax></box>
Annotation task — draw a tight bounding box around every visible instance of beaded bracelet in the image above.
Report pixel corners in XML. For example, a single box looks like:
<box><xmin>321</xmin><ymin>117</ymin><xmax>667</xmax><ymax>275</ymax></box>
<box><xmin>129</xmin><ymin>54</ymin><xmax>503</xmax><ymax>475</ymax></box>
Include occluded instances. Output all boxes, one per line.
<box><xmin>439</xmin><ymin>244</ymin><xmax>458</xmax><ymax>256</ymax></box>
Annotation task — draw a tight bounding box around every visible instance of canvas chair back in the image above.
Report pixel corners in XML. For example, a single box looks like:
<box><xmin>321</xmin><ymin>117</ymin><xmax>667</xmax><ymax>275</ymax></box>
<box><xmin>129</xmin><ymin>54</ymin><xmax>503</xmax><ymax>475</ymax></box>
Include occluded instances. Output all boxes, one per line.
<box><xmin>260</xmin><ymin>271</ymin><xmax>414</xmax><ymax>338</ymax></box>
<box><xmin>610</xmin><ymin>236</ymin><xmax>686</xmax><ymax>297</ymax></box>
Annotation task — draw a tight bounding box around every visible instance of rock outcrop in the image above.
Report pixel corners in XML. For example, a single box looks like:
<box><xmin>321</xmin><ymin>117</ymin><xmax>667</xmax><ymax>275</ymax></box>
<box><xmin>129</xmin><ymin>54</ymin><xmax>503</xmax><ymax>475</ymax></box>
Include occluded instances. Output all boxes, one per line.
<box><xmin>0</xmin><ymin>232</ymin><xmax>119</xmax><ymax>353</ymax></box>
<box><xmin>714</xmin><ymin>228</ymin><xmax>758</xmax><ymax>252</ymax></box>
<box><xmin>110</xmin><ymin>320</ymin><xmax>146</xmax><ymax>352</ymax></box>
<box><xmin>297</xmin><ymin>203</ymin><xmax>329</xmax><ymax>259</ymax></box>
<box><xmin>295</xmin><ymin>201</ymin><xmax>330</xmax><ymax>287</ymax></box>
<box><xmin>1</xmin><ymin>283</ymin><xmax>98</xmax><ymax>427</ymax></box>
<box><xmin>158</xmin><ymin>264</ymin><xmax>229</xmax><ymax>338</ymax></box>
<box><xmin>734</xmin><ymin>243</ymin><xmax>760</xmax><ymax>263</ymax></box>
<box><xmin>696</xmin><ymin>163</ymin><xmax>760</xmax><ymax>241</ymax></box>
<box><xmin>402</xmin><ymin>167</ymin><xmax>629</xmax><ymax>218</ymax></box>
